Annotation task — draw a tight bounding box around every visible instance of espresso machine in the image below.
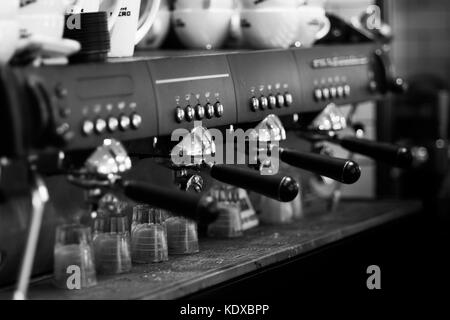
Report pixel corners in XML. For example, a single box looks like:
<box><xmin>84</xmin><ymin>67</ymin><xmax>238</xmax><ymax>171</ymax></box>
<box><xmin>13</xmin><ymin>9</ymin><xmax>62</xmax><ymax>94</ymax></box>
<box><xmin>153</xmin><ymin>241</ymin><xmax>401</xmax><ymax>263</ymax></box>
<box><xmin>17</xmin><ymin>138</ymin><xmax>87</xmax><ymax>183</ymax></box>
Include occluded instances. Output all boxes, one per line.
<box><xmin>0</xmin><ymin>34</ymin><xmax>411</xmax><ymax>298</ymax></box>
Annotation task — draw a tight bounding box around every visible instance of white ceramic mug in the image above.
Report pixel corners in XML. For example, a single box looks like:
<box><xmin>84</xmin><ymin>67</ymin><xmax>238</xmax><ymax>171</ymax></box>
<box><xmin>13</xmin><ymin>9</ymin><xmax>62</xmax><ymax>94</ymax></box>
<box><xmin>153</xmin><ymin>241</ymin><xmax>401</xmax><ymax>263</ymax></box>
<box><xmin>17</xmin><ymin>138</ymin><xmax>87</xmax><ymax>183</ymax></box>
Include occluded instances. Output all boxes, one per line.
<box><xmin>18</xmin><ymin>0</ymin><xmax>69</xmax><ymax>40</ymax></box>
<box><xmin>173</xmin><ymin>0</ymin><xmax>235</xmax><ymax>10</ymax></box>
<box><xmin>3</xmin><ymin>0</ymin><xmax>20</xmax><ymax>18</ymax></box>
<box><xmin>295</xmin><ymin>6</ymin><xmax>330</xmax><ymax>47</ymax></box>
<box><xmin>241</xmin><ymin>9</ymin><xmax>301</xmax><ymax>49</ymax></box>
<box><xmin>19</xmin><ymin>0</ymin><xmax>73</xmax><ymax>15</ymax></box>
<box><xmin>0</xmin><ymin>0</ymin><xmax>20</xmax><ymax>65</ymax></box>
<box><xmin>137</xmin><ymin>0</ymin><xmax>171</xmax><ymax>49</ymax></box>
<box><xmin>109</xmin><ymin>0</ymin><xmax>162</xmax><ymax>57</ymax></box>
<box><xmin>172</xmin><ymin>9</ymin><xmax>233</xmax><ymax>50</ymax></box>
<box><xmin>241</xmin><ymin>5</ymin><xmax>330</xmax><ymax>49</ymax></box>
<box><xmin>241</xmin><ymin>0</ymin><xmax>304</xmax><ymax>9</ymax></box>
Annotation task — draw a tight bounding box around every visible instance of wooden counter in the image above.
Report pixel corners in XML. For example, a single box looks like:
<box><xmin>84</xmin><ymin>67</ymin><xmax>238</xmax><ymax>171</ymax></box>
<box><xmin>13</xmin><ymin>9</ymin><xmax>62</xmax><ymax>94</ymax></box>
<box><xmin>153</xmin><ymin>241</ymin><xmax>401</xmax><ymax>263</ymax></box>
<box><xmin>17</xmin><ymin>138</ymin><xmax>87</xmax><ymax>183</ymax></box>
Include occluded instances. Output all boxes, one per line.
<box><xmin>0</xmin><ymin>200</ymin><xmax>421</xmax><ymax>300</ymax></box>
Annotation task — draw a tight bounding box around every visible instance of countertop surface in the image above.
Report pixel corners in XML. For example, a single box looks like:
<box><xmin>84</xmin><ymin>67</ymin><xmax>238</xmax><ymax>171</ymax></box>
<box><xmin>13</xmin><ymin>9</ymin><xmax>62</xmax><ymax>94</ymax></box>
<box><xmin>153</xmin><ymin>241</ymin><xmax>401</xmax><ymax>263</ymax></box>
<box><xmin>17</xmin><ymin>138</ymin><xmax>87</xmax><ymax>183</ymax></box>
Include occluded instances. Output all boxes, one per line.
<box><xmin>0</xmin><ymin>200</ymin><xmax>421</xmax><ymax>300</ymax></box>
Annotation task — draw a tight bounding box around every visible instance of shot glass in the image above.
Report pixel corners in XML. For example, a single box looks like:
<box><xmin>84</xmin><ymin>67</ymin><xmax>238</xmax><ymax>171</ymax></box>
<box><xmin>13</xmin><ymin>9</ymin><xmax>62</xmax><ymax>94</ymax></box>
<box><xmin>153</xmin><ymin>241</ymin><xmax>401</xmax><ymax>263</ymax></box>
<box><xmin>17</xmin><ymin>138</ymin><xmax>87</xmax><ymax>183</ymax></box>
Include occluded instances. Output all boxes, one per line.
<box><xmin>94</xmin><ymin>215</ymin><xmax>132</xmax><ymax>275</ymax></box>
<box><xmin>131</xmin><ymin>205</ymin><xmax>169</xmax><ymax>263</ymax></box>
<box><xmin>53</xmin><ymin>224</ymin><xmax>97</xmax><ymax>289</ymax></box>
<box><xmin>207</xmin><ymin>186</ymin><xmax>243</xmax><ymax>238</ymax></box>
<box><xmin>166</xmin><ymin>216</ymin><xmax>199</xmax><ymax>255</ymax></box>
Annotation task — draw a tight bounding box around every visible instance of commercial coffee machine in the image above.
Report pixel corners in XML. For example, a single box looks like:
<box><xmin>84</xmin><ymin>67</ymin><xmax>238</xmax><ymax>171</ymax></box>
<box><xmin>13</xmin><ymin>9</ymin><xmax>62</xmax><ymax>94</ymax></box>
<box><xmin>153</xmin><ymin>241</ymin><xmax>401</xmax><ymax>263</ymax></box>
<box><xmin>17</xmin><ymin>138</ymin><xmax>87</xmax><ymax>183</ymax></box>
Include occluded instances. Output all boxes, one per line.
<box><xmin>0</xmin><ymin>39</ymin><xmax>409</xmax><ymax>298</ymax></box>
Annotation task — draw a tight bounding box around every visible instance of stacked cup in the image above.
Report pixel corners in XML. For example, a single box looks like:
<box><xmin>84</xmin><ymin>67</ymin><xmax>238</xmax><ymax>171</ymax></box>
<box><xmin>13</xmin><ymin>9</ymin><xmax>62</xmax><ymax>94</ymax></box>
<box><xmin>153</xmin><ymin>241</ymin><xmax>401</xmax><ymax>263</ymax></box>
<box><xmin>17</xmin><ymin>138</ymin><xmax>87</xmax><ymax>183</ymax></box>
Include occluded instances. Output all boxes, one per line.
<box><xmin>207</xmin><ymin>185</ymin><xmax>243</xmax><ymax>238</ymax></box>
<box><xmin>0</xmin><ymin>0</ymin><xmax>20</xmax><ymax>65</ymax></box>
<box><xmin>240</xmin><ymin>0</ymin><xmax>330</xmax><ymax>49</ymax></box>
<box><xmin>92</xmin><ymin>194</ymin><xmax>132</xmax><ymax>275</ymax></box>
<box><xmin>64</xmin><ymin>12</ymin><xmax>111</xmax><ymax>63</ymax></box>
<box><xmin>172</xmin><ymin>0</ymin><xmax>235</xmax><ymax>50</ymax></box>
<box><xmin>166</xmin><ymin>215</ymin><xmax>199</xmax><ymax>255</ymax></box>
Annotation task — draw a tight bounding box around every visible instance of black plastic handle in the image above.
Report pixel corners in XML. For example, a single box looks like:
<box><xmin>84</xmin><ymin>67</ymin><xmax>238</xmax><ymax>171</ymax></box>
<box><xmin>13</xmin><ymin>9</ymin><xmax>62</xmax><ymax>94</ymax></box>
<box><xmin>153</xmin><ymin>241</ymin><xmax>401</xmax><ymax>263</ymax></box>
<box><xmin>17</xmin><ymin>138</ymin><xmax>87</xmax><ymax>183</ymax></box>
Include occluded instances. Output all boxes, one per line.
<box><xmin>338</xmin><ymin>137</ymin><xmax>413</xmax><ymax>168</ymax></box>
<box><xmin>279</xmin><ymin>148</ymin><xmax>361</xmax><ymax>184</ymax></box>
<box><xmin>122</xmin><ymin>180</ymin><xmax>219</xmax><ymax>224</ymax></box>
<box><xmin>209</xmin><ymin>165</ymin><xmax>299</xmax><ymax>202</ymax></box>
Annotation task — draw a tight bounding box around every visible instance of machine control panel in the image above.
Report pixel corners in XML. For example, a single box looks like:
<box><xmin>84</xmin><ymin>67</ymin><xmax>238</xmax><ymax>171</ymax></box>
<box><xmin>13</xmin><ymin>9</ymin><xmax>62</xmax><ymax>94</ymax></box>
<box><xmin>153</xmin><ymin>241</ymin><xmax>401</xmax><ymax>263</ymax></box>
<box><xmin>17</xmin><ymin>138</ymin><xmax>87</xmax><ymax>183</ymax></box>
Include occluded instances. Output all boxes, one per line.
<box><xmin>293</xmin><ymin>44</ymin><xmax>382</xmax><ymax>112</ymax></box>
<box><xmin>21</xmin><ymin>61</ymin><xmax>158</xmax><ymax>151</ymax></box>
<box><xmin>147</xmin><ymin>55</ymin><xmax>237</xmax><ymax>136</ymax></box>
<box><xmin>9</xmin><ymin>44</ymin><xmax>388</xmax><ymax>153</ymax></box>
<box><xmin>227</xmin><ymin>50</ymin><xmax>302</xmax><ymax>124</ymax></box>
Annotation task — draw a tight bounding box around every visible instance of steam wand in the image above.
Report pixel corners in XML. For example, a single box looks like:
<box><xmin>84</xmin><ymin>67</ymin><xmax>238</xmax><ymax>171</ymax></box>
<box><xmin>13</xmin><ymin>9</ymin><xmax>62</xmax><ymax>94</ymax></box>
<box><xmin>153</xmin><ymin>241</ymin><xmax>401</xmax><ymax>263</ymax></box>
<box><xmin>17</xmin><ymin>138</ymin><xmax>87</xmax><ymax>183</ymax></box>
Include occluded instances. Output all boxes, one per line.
<box><xmin>13</xmin><ymin>170</ymin><xmax>49</xmax><ymax>300</ymax></box>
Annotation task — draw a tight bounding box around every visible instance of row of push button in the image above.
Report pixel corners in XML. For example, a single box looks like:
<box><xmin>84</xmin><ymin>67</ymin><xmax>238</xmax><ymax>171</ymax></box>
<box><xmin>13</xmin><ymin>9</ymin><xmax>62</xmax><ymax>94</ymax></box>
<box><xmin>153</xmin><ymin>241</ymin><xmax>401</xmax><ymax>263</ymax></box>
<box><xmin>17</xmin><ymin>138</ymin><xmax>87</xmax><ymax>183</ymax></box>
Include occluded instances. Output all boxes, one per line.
<box><xmin>82</xmin><ymin>113</ymin><xmax>142</xmax><ymax>136</ymax></box>
<box><xmin>175</xmin><ymin>102</ymin><xmax>224</xmax><ymax>123</ymax></box>
<box><xmin>314</xmin><ymin>85</ymin><xmax>351</xmax><ymax>102</ymax></box>
<box><xmin>250</xmin><ymin>92</ymin><xmax>293</xmax><ymax>112</ymax></box>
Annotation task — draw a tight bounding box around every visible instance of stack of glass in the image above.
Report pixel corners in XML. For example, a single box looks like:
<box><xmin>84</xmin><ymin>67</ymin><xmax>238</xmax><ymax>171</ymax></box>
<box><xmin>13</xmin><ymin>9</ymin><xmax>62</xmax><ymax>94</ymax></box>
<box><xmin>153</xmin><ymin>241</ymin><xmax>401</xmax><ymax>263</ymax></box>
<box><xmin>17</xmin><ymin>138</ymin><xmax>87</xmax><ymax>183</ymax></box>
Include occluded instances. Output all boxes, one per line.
<box><xmin>53</xmin><ymin>224</ymin><xmax>97</xmax><ymax>289</ymax></box>
<box><xmin>92</xmin><ymin>194</ymin><xmax>132</xmax><ymax>275</ymax></box>
<box><xmin>207</xmin><ymin>185</ymin><xmax>243</xmax><ymax>238</ymax></box>
<box><xmin>166</xmin><ymin>215</ymin><xmax>199</xmax><ymax>255</ymax></box>
<box><xmin>131</xmin><ymin>205</ymin><xmax>168</xmax><ymax>263</ymax></box>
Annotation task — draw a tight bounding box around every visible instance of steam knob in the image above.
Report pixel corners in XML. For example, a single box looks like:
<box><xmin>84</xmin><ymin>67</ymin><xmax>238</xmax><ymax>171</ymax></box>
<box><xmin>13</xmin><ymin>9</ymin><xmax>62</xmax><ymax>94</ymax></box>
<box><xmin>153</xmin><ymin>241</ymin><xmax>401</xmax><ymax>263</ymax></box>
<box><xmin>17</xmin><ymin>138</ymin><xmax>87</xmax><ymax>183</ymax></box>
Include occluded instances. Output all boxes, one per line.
<box><xmin>276</xmin><ymin>94</ymin><xmax>285</xmax><ymax>108</ymax></box>
<box><xmin>195</xmin><ymin>104</ymin><xmax>205</xmax><ymax>120</ymax></box>
<box><xmin>284</xmin><ymin>92</ymin><xmax>293</xmax><ymax>106</ymax></box>
<box><xmin>130</xmin><ymin>113</ymin><xmax>142</xmax><ymax>129</ymax></box>
<box><xmin>205</xmin><ymin>103</ymin><xmax>215</xmax><ymax>119</ymax></box>
<box><xmin>82</xmin><ymin>120</ymin><xmax>94</xmax><ymax>136</ymax></box>
<box><xmin>214</xmin><ymin>102</ymin><xmax>224</xmax><ymax>118</ymax></box>
<box><xmin>95</xmin><ymin>119</ymin><xmax>107</xmax><ymax>134</ymax></box>
<box><xmin>259</xmin><ymin>96</ymin><xmax>268</xmax><ymax>110</ymax></box>
<box><xmin>268</xmin><ymin>94</ymin><xmax>277</xmax><ymax>108</ymax></box>
<box><xmin>108</xmin><ymin>117</ymin><xmax>119</xmax><ymax>132</ymax></box>
<box><xmin>185</xmin><ymin>105</ymin><xmax>195</xmax><ymax>122</ymax></box>
<box><xmin>119</xmin><ymin>115</ymin><xmax>131</xmax><ymax>130</ymax></box>
<box><xmin>175</xmin><ymin>107</ymin><xmax>185</xmax><ymax>123</ymax></box>
<box><xmin>250</xmin><ymin>97</ymin><xmax>259</xmax><ymax>111</ymax></box>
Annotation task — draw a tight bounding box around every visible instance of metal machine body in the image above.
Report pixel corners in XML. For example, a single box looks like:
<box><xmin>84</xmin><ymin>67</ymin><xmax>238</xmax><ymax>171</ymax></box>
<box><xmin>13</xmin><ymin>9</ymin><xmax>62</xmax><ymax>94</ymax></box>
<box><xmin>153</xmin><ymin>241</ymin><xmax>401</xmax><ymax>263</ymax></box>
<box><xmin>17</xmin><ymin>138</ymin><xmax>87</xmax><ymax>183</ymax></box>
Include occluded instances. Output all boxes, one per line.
<box><xmin>0</xmin><ymin>44</ymin><xmax>399</xmax><ymax>289</ymax></box>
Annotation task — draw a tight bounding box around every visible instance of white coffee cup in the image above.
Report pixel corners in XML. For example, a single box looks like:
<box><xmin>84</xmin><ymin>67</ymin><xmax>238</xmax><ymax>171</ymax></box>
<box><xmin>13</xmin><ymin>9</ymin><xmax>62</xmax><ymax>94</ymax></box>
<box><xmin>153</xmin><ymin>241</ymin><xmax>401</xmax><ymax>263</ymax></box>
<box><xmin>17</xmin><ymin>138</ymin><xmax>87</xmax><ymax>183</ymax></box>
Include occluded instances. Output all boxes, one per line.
<box><xmin>109</xmin><ymin>0</ymin><xmax>162</xmax><ymax>57</ymax></box>
<box><xmin>19</xmin><ymin>0</ymin><xmax>73</xmax><ymax>15</ymax></box>
<box><xmin>17</xmin><ymin>0</ymin><xmax>78</xmax><ymax>43</ymax></box>
<box><xmin>173</xmin><ymin>0</ymin><xmax>234</xmax><ymax>10</ymax></box>
<box><xmin>2</xmin><ymin>0</ymin><xmax>20</xmax><ymax>18</ymax></box>
<box><xmin>172</xmin><ymin>9</ymin><xmax>233</xmax><ymax>49</ymax></box>
<box><xmin>18</xmin><ymin>13</ymin><xmax>65</xmax><ymax>40</ymax></box>
<box><xmin>295</xmin><ymin>5</ymin><xmax>330</xmax><ymax>47</ymax></box>
<box><xmin>241</xmin><ymin>5</ymin><xmax>330</xmax><ymax>49</ymax></box>
<box><xmin>241</xmin><ymin>0</ymin><xmax>304</xmax><ymax>9</ymax></box>
<box><xmin>0</xmin><ymin>21</ymin><xmax>20</xmax><ymax>65</ymax></box>
<box><xmin>137</xmin><ymin>0</ymin><xmax>171</xmax><ymax>49</ymax></box>
<box><xmin>241</xmin><ymin>9</ymin><xmax>301</xmax><ymax>49</ymax></box>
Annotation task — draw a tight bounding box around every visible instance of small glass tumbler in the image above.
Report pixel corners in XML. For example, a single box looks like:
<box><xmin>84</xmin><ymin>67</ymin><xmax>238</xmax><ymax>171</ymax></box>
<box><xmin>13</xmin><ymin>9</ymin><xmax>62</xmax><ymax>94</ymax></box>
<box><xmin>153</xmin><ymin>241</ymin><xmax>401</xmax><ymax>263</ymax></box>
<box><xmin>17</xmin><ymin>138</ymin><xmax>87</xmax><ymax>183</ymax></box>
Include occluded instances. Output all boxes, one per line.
<box><xmin>54</xmin><ymin>224</ymin><xmax>97</xmax><ymax>289</ymax></box>
<box><xmin>94</xmin><ymin>215</ymin><xmax>132</xmax><ymax>275</ymax></box>
<box><xmin>207</xmin><ymin>186</ymin><xmax>243</xmax><ymax>238</ymax></box>
<box><xmin>166</xmin><ymin>216</ymin><xmax>199</xmax><ymax>255</ymax></box>
<box><xmin>131</xmin><ymin>205</ymin><xmax>169</xmax><ymax>263</ymax></box>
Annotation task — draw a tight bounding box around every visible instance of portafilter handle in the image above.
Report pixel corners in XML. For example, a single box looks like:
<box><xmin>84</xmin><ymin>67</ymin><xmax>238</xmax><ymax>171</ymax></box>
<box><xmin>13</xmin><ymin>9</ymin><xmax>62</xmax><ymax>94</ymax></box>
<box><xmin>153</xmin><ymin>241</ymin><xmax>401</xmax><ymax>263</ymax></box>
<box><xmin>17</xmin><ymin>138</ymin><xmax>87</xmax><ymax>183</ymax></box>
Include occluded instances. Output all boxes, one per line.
<box><xmin>336</xmin><ymin>137</ymin><xmax>413</xmax><ymax>168</ymax></box>
<box><xmin>208</xmin><ymin>164</ymin><xmax>299</xmax><ymax>203</ymax></box>
<box><xmin>121</xmin><ymin>180</ymin><xmax>219</xmax><ymax>224</ymax></box>
<box><xmin>278</xmin><ymin>147</ymin><xmax>361</xmax><ymax>185</ymax></box>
